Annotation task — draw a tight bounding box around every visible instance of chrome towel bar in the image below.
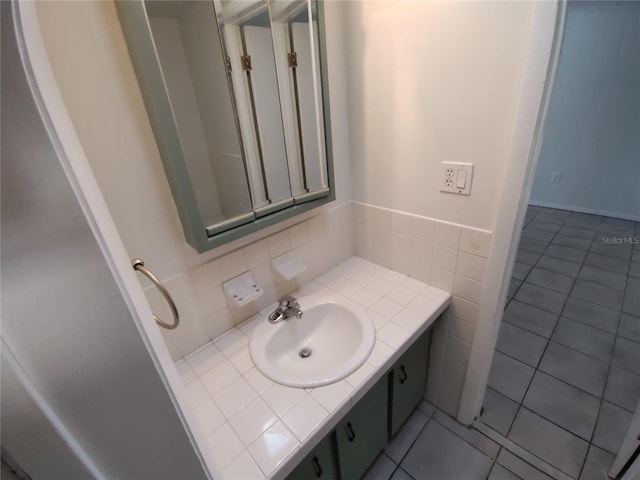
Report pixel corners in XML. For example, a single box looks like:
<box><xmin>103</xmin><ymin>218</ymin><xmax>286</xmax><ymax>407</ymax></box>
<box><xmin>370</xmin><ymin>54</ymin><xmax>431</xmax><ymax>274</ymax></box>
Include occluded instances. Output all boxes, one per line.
<box><xmin>132</xmin><ymin>258</ymin><xmax>179</xmax><ymax>330</ymax></box>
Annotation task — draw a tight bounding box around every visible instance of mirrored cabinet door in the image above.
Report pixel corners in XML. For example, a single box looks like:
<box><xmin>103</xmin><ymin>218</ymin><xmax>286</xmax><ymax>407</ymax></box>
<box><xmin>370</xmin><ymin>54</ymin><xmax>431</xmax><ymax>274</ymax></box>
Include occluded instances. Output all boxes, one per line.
<box><xmin>269</xmin><ymin>0</ymin><xmax>328</xmax><ymax>197</ymax></box>
<box><xmin>216</xmin><ymin>0</ymin><xmax>294</xmax><ymax>212</ymax></box>
<box><xmin>116</xmin><ymin>0</ymin><xmax>334</xmax><ymax>252</ymax></box>
<box><xmin>144</xmin><ymin>0</ymin><xmax>254</xmax><ymax>229</ymax></box>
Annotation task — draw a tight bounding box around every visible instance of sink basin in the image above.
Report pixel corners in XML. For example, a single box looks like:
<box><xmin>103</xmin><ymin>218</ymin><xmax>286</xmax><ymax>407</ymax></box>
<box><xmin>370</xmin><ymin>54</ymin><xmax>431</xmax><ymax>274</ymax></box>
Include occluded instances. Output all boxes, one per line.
<box><xmin>249</xmin><ymin>296</ymin><xmax>376</xmax><ymax>388</ymax></box>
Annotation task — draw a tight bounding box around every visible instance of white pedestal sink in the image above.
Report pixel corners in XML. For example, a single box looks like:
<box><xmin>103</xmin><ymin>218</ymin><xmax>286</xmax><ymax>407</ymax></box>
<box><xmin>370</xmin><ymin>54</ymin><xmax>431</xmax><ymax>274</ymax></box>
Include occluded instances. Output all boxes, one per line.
<box><xmin>249</xmin><ymin>295</ymin><xmax>376</xmax><ymax>388</ymax></box>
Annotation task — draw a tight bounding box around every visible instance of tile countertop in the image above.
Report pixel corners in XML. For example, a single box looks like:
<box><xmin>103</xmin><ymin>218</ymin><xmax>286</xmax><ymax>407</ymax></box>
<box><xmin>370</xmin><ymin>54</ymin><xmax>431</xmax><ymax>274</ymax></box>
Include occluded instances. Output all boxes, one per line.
<box><xmin>174</xmin><ymin>256</ymin><xmax>451</xmax><ymax>480</ymax></box>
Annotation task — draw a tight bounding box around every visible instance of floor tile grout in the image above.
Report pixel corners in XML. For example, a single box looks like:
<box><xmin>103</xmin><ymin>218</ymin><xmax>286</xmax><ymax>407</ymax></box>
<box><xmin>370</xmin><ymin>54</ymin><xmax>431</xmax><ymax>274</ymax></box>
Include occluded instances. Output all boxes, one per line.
<box><xmin>483</xmin><ymin>207</ymin><xmax>640</xmax><ymax>480</ymax></box>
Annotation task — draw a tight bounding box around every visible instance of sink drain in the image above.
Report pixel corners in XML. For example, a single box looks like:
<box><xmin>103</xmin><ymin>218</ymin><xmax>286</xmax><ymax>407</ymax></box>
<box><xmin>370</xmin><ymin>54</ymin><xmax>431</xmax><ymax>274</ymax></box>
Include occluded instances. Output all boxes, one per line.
<box><xmin>299</xmin><ymin>347</ymin><xmax>312</xmax><ymax>359</ymax></box>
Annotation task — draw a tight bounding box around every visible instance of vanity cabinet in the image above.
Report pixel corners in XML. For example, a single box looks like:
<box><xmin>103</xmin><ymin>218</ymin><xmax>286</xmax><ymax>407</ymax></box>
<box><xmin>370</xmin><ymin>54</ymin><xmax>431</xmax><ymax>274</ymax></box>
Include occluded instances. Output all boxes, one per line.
<box><xmin>335</xmin><ymin>377</ymin><xmax>388</xmax><ymax>479</ymax></box>
<box><xmin>287</xmin><ymin>434</ymin><xmax>338</xmax><ymax>480</ymax></box>
<box><xmin>286</xmin><ymin>327</ymin><xmax>433</xmax><ymax>480</ymax></box>
<box><xmin>389</xmin><ymin>329</ymin><xmax>431</xmax><ymax>436</ymax></box>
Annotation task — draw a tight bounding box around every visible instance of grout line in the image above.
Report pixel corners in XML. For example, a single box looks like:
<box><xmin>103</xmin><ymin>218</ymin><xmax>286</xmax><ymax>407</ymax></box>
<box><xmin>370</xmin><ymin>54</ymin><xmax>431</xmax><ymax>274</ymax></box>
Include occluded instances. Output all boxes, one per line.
<box><xmin>430</xmin><ymin>411</ymin><xmax>500</xmax><ymax>460</ymax></box>
<box><xmin>474</xmin><ymin>420</ymin><xmax>574</xmax><ymax>480</ymax></box>
<box><xmin>577</xmin><ymin>231</ymin><xmax>636</xmax><ymax>478</ymax></box>
<box><xmin>486</xmin><ymin>208</ymin><xmax>639</xmax><ymax>480</ymax></box>
<box><xmin>505</xmin><ymin>208</ymin><xmax>571</xmax><ymax>438</ymax></box>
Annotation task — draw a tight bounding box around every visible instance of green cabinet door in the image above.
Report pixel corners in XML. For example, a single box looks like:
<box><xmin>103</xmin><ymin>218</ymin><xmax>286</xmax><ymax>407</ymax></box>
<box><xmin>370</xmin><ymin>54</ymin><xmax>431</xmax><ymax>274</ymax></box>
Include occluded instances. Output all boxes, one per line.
<box><xmin>335</xmin><ymin>376</ymin><xmax>388</xmax><ymax>479</ymax></box>
<box><xmin>287</xmin><ymin>434</ymin><xmax>338</xmax><ymax>480</ymax></box>
<box><xmin>390</xmin><ymin>329</ymin><xmax>431</xmax><ymax>436</ymax></box>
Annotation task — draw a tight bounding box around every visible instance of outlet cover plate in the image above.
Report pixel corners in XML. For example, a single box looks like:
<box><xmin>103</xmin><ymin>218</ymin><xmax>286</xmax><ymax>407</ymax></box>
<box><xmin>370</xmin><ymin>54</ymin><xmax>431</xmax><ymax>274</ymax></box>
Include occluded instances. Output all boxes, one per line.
<box><xmin>441</xmin><ymin>162</ymin><xmax>474</xmax><ymax>195</ymax></box>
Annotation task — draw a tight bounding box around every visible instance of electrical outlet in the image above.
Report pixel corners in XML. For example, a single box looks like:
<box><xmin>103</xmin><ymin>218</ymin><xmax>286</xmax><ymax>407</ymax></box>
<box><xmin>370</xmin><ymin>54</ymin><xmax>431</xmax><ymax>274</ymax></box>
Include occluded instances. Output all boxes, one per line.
<box><xmin>441</xmin><ymin>162</ymin><xmax>474</xmax><ymax>195</ymax></box>
<box><xmin>445</xmin><ymin>168</ymin><xmax>455</xmax><ymax>187</ymax></box>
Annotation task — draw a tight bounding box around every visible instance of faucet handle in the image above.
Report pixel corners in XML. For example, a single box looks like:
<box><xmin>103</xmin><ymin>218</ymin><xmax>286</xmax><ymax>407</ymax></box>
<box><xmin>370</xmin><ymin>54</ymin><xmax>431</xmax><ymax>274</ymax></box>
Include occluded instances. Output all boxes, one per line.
<box><xmin>278</xmin><ymin>294</ymin><xmax>298</xmax><ymax>307</ymax></box>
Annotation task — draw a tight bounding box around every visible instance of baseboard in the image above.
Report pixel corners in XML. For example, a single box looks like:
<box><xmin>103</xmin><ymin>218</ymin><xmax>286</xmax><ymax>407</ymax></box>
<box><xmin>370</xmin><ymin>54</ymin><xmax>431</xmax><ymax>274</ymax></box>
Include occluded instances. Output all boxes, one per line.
<box><xmin>529</xmin><ymin>201</ymin><xmax>640</xmax><ymax>222</ymax></box>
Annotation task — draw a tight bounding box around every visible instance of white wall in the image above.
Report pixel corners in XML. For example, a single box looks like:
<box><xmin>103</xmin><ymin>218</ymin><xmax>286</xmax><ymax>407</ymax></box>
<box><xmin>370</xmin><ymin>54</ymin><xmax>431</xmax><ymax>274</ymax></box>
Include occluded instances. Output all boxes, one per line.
<box><xmin>530</xmin><ymin>1</ymin><xmax>640</xmax><ymax>220</ymax></box>
<box><xmin>343</xmin><ymin>0</ymin><xmax>535</xmax><ymax>415</ymax></box>
<box><xmin>35</xmin><ymin>0</ymin><xmax>354</xmax><ymax>359</ymax></box>
<box><xmin>2</xmin><ymin>5</ymin><xmax>207</xmax><ymax>473</ymax></box>
<box><xmin>344</xmin><ymin>0</ymin><xmax>533</xmax><ymax>231</ymax></box>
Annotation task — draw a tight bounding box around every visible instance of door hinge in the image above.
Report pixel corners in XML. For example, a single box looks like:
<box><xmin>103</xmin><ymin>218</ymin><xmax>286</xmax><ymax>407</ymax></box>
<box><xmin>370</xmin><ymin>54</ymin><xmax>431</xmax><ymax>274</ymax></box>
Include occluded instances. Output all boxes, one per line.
<box><xmin>241</xmin><ymin>55</ymin><xmax>252</xmax><ymax>71</ymax></box>
<box><xmin>225</xmin><ymin>56</ymin><xmax>232</xmax><ymax>72</ymax></box>
<box><xmin>288</xmin><ymin>52</ymin><xmax>297</xmax><ymax>68</ymax></box>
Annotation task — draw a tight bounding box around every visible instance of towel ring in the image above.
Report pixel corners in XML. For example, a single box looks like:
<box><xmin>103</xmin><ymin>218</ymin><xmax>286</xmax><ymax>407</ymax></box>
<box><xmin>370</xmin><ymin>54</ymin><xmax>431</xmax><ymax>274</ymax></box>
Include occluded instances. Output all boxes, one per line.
<box><xmin>132</xmin><ymin>258</ymin><xmax>180</xmax><ymax>330</ymax></box>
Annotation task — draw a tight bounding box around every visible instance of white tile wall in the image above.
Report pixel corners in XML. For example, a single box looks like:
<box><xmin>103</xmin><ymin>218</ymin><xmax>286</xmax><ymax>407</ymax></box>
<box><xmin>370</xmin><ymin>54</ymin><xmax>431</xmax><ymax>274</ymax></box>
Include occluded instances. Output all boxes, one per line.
<box><xmin>150</xmin><ymin>199</ymin><xmax>490</xmax><ymax>419</ymax></box>
<box><xmin>352</xmin><ymin>201</ymin><xmax>492</xmax><ymax>417</ymax></box>
<box><xmin>146</xmin><ymin>202</ymin><xmax>354</xmax><ymax>359</ymax></box>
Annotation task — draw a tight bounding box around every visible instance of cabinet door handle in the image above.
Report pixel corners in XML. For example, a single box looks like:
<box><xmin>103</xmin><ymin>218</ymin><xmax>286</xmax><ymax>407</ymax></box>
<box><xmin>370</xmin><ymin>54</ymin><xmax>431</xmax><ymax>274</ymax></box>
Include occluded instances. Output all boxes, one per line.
<box><xmin>399</xmin><ymin>365</ymin><xmax>408</xmax><ymax>384</ymax></box>
<box><xmin>312</xmin><ymin>456</ymin><xmax>323</xmax><ymax>477</ymax></box>
<box><xmin>345</xmin><ymin>422</ymin><xmax>356</xmax><ymax>442</ymax></box>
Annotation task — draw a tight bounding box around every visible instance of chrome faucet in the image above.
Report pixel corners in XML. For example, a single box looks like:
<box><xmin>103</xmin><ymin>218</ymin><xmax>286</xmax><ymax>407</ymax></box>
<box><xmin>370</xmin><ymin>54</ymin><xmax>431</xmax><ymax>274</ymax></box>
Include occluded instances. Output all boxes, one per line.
<box><xmin>268</xmin><ymin>295</ymin><xmax>303</xmax><ymax>324</ymax></box>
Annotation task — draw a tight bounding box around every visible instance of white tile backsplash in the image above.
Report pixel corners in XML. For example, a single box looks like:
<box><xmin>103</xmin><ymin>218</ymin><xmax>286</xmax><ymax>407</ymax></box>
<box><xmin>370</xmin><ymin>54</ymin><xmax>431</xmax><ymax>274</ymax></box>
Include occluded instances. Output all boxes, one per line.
<box><xmin>391</xmin><ymin>211</ymin><xmax>412</xmax><ymax>236</ymax></box>
<box><xmin>459</xmin><ymin>227</ymin><xmax>492</xmax><ymax>257</ymax></box>
<box><xmin>410</xmin><ymin>238</ymin><xmax>433</xmax><ymax>265</ymax></box>
<box><xmin>456</xmin><ymin>251</ymin><xmax>488</xmax><ymax>282</ymax></box>
<box><xmin>244</xmin><ymin>239</ymin><xmax>270</xmax><ymax>268</ymax></box>
<box><xmin>267</xmin><ymin>231</ymin><xmax>290</xmax><ymax>258</ymax></box>
<box><xmin>431</xmin><ymin>244</ymin><xmax>458</xmax><ymax>272</ymax></box>
<box><xmin>450</xmin><ymin>296</ymin><xmax>479</xmax><ymax>324</ymax></box>
<box><xmin>352</xmin><ymin>201</ymin><xmax>493</xmax><ymax>416</ymax></box>
<box><xmin>146</xmin><ymin>203</ymin><xmax>355</xmax><ymax>361</ymax></box>
<box><xmin>411</xmin><ymin>216</ymin><xmax>435</xmax><ymax>242</ymax></box>
<box><xmin>434</xmin><ymin>222</ymin><xmax>461</xmax><ymax>249</ymax></box>
<box><xmin>453</xmin><ymin>274</ymin><xmax>483</xmax><ymax>304</ymax></box>
<box><xmin>219</xmin><ymin>249</ymin><xmax>248</xmax><ymax>282</ymax></box>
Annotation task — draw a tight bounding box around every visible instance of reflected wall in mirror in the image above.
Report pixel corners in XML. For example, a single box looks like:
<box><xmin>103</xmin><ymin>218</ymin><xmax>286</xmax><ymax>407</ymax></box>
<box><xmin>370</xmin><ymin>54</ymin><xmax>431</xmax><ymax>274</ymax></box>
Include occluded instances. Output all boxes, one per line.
<box><xmin>116</xmin><ymin>0</ymin><xmax>334</xmax><ymax>253</ymax></box>
<box><xmin>144</xmin><ymin>0</ymin><xmax>253</xmax><ymax>227</ymax></box>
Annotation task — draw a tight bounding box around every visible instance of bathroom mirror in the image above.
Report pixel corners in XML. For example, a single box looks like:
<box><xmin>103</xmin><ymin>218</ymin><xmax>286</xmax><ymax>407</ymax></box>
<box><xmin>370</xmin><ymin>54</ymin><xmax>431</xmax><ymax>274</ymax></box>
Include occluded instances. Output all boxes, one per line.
<box><xmin>116</xmin><ymin>0</ymin><xmax>333</xmax><ymax>253</ymax></box>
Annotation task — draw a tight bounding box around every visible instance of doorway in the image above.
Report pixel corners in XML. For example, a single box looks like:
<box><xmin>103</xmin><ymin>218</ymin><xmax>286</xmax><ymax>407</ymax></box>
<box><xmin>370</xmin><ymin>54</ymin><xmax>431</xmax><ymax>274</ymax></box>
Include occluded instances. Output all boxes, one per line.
<box><xmin>479</xmin><ymin>1</ymin><xmax>640</xmax><ymax>479</ymax></box>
